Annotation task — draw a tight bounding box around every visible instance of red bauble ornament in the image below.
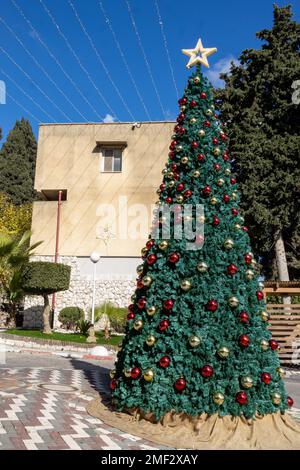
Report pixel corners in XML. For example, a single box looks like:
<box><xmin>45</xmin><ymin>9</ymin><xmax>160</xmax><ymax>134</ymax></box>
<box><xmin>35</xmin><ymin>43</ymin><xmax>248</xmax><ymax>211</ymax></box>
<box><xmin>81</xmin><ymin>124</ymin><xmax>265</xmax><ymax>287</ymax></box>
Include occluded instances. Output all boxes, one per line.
<box><xmin>160</xmin><ymin>183</ymin><xmax>166</xmax><ymax>191</ymax></box>
<box><xmin>202</xmin><ymin>185</ymin><xmax>212</xmax><ymax>196</ymax></box>
<box><xmin>239</xmin><ymin>311</ymin><xmax>249</xmax><ymax>323</ymax></box>
<box><xmin>171</xmin><ymin>163</ymin><xmax>178</xmax><ymax>171</ymax></box>
<box><xmin>197</xmin><ymin>153</ymin><xmax>205</xmax><ymax>162</ymax></box>
<box><xmin>200</xmin><ymin>92</ymin><xmax>207</xmax><ymax>99</ymax></box>
<box><xmin>169</xmin><ymin>151</ymin><xmax>175</xmax><ymax>159</ymax></box>
<box><xmin>236</xmin><ymin>391</ymin><xmax>248</xmax><ymax>405</ymax></box>
<box><xmin>137</xmin><ymin>298</ymin><xmax>146</xmax><ymax>309</ymax></box>
<box><xmin>173</xmin><ymin>172</ymin><xmax>179</xmax><ymax>180</ymax></box>
<box><xmin>184</xmin><ymin>189</ymin><xmax>192</xmax><ymax>199</ymax></box>
<box><xmin>223</xmin><ymin>155</ymin><xmax>230</xmax><ymax>162</ymax></box>
<box><xmin>204</xmin><ymin>120</ymin><xmax>211</xmax><ymax>127</ymax></box>
<box><xmin>168</xmin><ymin>252</ymin><xmax>180</xmax><ymax>264</ymax></box>
<box><xmin>231</xmin><ymin>208</ymin><xmax>238</xmax><ymax>216</ymax></box>
<box><xmin>239</xmin><ymin>334</ymin><xmax>250</xmax><ymax>347</ymax></box>
<box><xmin>177</xmin><ymin>113</ymin><xmax>185</xmax><ymax>123</ymax></box>
<box><xmin>163</xmin><ymin>299</ymin><xmax>174</xmax><ymax>310</ymax></box>
<box><xmin>131</xmin><ymin>367</ymin><xmax>141</xmax><ymax>379</ymax></box>
<box><xmin>212</xmin><ymin>137</ymin><xmax>218</xmax><ymax>145</ymax></box>
<box><xmin>178</xmin><ymin>97</ymin><xmax>187</xmax><ymax>106</ymax></box>
<box><xmin>177</xmin><ymin>127</ymin><xmax>186</xmax><ymax>136</ymax></box>
<box><xmin>269</xmin><ymin>339</ymin><xmax>278</xmax><ymax>350</ymax></box>
<box><xmin>257</xmin><ymin>291</ymin><xmax>264</xmax><ymax>301</ymax></box>
<box><xmin>147</xmin><ymin>254</ymin><xmax>157</xmax><ymax>265</ymax></box>
<box><xmin>190</xmin><ymin>99</ymin><xmax>198</xmax><ymax>108</ymax></box>
<box><xmin>176</xmin><ymin>183</ymin><xmax>184</xmax><ymax>191</ymax></box>
<box><xmin>136</xmin><ymin>280</ymin><xmax>144</xmax><ymax>289</ymax></box>
<box><xmin>220</xmin><ymin>133</ymin><xmax>227</xmax><ymax>141</ymax></box>
<box><xmin>174</xmin><ymin>378</ymin><xmax>186</xmax><ymax>391</ymax></box>
<box><xmin>213</xmin><ymin>216</ymin><xmax>220</xmax><ymax>226</ymax></box>
<box><xmin>206</xmin><ymin>299</ymin><xmax>218</xmax><ymax>312</ymax></box>
<box><xmin>146</xmin><ymin>240</ymin><xmax>154</xmax><ymax>250</ymax></box>
<box><xmin>110</xmin><ymin>379</ymin><xmax>117</xmax><ymax>390</ymax></box>
<box><xmin>230</xmin><ymin>177</ymin><xmax>236</xmax><ymax>185</ymax></box>
<box><xmin>191</xmin><ymin>141</ymin><xmax>198</xmax><ymax>149</ymax></box>
<box><xmin>261</xmin><ymin>372</ymin><xmax>271</xmax><ymax>384</ymax></box>
<box><xmin>127</xmin><ymin>312</ymin><xmax>135</xmax><ymax>321</ymax></box>
<box><xmin>159</xmin><ymin>319</ymin><xmax>170</xmax><ymax>331</ymax></box>
<box><xmin>214</xmin><ymin>163</ymin><xmax>221</xmax><ymax>171</ymax></box>
<box><xmin>223</xmin><ymin>194</ymin><xmax>230</xmax><ymax>203</ymax></box>
<box><xmin>201</xmin><ymin>365</ymin><xmax>214</xmax><ymax>378</ymax></box>
<box><xmin>242</xmin><ymin>226</ymin><xmax>249</xmax><ymax>232</ymax></box>
<box><xmin>128</xmin><ymin>304</ymin><xmax>134</xmax><ymax>312</ymax></box>
<box><xmin>244</xmin><ymin>254</ymin><xmax>252</xmax><ymax>265</ymax></box>
<box><xmin>165</xmin><ymin>196</ymin><xmax>172</xmax><ymax>204</ymax></box>
<box><xmin>287</xmin><ymin>396</ymin><xmax>294</xmax><ymax>407</ymax></box>
<box><xmin>227</xmin><ymin>264</ymin><xmax>238</xmax><ymax>275</ymax></box>
<box><xmin>159</xmin><ymin>356</ymin><xmax>170</xmax><ymax>368</ymax></box>
<box><xmin>169</xmin><ymin>140</ymin><xmax>177</xmax><ymax>150</ymax></box>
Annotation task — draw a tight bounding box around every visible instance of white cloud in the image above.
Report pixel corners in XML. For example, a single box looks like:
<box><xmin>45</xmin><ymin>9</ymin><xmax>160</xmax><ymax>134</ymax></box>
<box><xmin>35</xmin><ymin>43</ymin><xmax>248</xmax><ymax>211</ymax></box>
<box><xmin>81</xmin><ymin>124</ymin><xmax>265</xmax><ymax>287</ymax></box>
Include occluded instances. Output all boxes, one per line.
<box><xmin>206</xmin><ymin>56</ymin><xmax>239</xmax><ymax>88</ymax></box>
<box><xmin>103</xmin><ymin>114</ymin><xmax>115</xmax><ymax>123</ymax></box>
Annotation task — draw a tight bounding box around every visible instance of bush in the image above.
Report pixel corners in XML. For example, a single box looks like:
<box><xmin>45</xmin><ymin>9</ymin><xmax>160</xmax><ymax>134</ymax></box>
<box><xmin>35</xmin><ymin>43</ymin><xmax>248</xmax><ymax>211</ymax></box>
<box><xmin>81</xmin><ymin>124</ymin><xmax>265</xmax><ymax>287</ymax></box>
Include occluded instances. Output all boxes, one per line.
<box><xmin>76</xmin><ymin>319</ymin><xmax>92</xmax><ymax>336</ymax></box>
<box><xmin>58</xmin><ymin>306</ymin><xmax>84</xmax><ymax>330</ymax></box>
<box><xmin>90</xmin><ymin>302</ymin><xmax>127</xmax><ymax>333</ymax></box>
<box><xmin>21</xmin><ymin>262</ymin><xmax>71</xmax><ymax>295</ymax></box>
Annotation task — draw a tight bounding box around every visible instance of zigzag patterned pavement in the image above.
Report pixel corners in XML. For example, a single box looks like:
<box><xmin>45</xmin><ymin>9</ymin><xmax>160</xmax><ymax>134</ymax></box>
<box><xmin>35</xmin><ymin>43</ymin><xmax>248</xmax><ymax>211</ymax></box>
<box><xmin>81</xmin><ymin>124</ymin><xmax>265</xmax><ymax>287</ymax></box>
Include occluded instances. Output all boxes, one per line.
<box><xmin>0</xmin><ymin>366</ymin><xmax>167</xmax><ymax>450</ymax></box>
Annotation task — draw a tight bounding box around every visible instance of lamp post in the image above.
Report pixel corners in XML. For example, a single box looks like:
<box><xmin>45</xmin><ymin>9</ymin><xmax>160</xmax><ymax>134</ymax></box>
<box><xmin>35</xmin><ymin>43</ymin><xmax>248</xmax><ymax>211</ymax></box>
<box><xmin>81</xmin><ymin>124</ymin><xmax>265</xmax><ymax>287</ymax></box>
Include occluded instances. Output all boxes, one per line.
<box><xmin>90</xmin><ymin>251</ymin><xmax>100</xmax><ymax>325</ymax></box>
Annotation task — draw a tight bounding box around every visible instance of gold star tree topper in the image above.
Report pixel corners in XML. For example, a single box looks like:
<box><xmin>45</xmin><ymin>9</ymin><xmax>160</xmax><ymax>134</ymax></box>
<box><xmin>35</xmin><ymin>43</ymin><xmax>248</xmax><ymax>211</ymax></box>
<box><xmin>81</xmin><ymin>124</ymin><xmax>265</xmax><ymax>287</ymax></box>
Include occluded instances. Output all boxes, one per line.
<box><xmin>182</xmin><ymin>38</ymin><xmax>217</xmax><ymax>68</ymax></box>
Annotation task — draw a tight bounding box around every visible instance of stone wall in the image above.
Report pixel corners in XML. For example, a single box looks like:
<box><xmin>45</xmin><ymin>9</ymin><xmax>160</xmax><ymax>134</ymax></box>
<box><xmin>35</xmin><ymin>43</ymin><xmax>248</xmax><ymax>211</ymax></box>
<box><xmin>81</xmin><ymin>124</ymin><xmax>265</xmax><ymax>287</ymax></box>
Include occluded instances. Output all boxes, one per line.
<box><xmin>23</xmin><ymin>256</ymin><xmax>135</xmax><ymax>329</ymax></box>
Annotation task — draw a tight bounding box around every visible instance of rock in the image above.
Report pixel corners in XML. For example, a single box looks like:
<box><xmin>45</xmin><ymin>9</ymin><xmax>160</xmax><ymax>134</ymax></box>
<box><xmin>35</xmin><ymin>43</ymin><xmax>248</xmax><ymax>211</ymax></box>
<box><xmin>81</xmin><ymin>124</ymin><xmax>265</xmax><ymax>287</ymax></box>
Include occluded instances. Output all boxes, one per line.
<box><xmin>90</xmin><ymin>345</ymin><xmax>110</xmax><ymax>357</ymax></box>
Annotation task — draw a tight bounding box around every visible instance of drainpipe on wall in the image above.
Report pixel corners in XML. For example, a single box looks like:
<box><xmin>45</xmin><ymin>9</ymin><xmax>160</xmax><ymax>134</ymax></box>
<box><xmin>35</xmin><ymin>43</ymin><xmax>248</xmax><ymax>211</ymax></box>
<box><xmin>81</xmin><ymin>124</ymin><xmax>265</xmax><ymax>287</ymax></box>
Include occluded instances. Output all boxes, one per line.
<box><xmin>51</xmin><ymin>190</ymin><xmax>63</xmax><ymax>327</ymax></box>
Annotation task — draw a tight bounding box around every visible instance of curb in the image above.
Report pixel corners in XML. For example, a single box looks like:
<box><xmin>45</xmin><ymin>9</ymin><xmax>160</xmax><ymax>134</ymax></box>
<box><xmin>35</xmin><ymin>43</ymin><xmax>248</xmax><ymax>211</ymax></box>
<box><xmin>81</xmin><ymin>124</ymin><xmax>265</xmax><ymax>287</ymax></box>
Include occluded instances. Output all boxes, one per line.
<box><xmin>4</xmin><ymin>346</ymin><xmax>115</xmax><ymax>361</ymax></box>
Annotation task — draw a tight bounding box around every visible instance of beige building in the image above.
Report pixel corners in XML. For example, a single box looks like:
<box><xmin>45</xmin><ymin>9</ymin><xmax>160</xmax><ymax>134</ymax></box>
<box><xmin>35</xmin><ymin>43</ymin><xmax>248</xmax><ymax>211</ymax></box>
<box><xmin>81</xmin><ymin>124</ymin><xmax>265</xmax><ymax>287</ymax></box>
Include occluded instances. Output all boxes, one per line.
<box><xmin>26</xmin><ymin>121</ymin><xmax>174</xmax><ymax>325</ymax></box>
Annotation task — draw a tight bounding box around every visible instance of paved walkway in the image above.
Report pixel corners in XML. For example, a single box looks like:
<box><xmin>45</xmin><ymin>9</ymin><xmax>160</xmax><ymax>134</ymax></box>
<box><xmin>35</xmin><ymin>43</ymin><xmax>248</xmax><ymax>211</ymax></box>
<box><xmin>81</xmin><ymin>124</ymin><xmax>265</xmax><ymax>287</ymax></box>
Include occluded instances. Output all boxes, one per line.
<box><xmin>0</xmin><ymin>353</ymin><xmax>299</xmax><ymax>450</ymax></box>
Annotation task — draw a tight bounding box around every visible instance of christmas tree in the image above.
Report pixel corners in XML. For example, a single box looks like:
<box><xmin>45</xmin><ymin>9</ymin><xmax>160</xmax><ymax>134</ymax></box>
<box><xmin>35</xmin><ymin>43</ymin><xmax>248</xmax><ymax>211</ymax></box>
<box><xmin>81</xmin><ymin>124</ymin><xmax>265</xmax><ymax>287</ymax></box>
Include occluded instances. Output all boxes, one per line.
<box><xmin>110</xmin><ymin>39</ymin><xmax>300</xmax><ymax>448</ymax></box>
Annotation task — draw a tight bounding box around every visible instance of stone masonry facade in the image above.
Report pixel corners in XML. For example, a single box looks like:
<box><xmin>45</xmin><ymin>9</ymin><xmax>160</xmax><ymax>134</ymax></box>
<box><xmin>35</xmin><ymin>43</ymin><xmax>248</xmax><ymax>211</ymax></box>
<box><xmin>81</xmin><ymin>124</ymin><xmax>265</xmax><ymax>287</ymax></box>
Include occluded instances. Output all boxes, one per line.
<box><xmin>23</xmin><ymin>256</ymin><xmax>135</xmax><ymax>329</ymax></box>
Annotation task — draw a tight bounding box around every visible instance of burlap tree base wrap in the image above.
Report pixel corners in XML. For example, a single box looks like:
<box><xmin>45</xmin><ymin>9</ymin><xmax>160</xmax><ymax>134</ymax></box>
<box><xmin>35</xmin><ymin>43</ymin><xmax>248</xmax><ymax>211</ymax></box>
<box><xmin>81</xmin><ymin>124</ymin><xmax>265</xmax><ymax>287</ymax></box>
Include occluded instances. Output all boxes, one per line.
<box><xmin>87</xmin><ymin>396</ymin><xmax>300</xmax><ymax>450</ymax></box>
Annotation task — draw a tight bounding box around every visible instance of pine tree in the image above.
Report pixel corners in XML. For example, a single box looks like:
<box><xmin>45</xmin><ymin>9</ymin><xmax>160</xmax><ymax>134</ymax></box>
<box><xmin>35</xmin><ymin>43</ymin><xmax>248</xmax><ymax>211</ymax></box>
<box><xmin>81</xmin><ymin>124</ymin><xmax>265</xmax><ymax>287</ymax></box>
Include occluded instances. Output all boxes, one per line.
<box><xmin>0</xmin><ymin>118</ymin><xmax>37</xmax><ymax>205</ymax></box>
<box><xmin>216</xmin><ymin>5</ymin><xmax>300</xmax><ymax>280</ymax></box>
<box><xmin>110</xmin><ymin>58</ymin><xmax>300</xmax><ymax>447</ymax></box>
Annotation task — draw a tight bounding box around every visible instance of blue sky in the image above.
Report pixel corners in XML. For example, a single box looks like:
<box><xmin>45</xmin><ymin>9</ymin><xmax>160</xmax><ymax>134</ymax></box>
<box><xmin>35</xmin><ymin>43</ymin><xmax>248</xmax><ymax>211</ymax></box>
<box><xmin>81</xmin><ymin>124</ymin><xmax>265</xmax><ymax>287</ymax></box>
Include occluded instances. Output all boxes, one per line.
<box><xmin>0</xmin><ymin>0</ymin><xmax>299</xmax><ymax>142</ymax></box>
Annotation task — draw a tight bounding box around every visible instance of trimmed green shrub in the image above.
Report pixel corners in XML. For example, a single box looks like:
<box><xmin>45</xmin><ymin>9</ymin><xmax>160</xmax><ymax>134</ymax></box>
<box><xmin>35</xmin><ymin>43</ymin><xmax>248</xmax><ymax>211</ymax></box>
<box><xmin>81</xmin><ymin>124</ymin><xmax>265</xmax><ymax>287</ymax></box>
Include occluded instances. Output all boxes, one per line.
<box><xmin>76</xmin><ymin>319</ymin><xmax>92</xmax><ymax>336</ymax></box>
<box><xmin>58</xmin><ymin>306</ymin><xmax>84</xmax><ymax>330</ymax></box>
<box><xmin>90</xmin><ymin>302</ymin><xmax>127</xmax><ymax>333</ymax></box>
<box><xmin>21</xmin><ymin>262</ymin><xmax>71</xmax><ymax>295</ymax></box>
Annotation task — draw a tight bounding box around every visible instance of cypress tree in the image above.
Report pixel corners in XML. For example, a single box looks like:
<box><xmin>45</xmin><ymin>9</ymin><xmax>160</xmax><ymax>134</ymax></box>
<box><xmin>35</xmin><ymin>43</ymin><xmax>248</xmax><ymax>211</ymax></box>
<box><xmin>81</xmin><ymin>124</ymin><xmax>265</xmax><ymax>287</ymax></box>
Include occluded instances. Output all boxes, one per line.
<box><xmin>216</xmin><ymin>5</ymin><xmax>300</xmax><ymax>280</ymax></box>
<box><xmin>0</xmin><ymin>118</ymin><xmax>37</xmax><ymax>205</ymax></box>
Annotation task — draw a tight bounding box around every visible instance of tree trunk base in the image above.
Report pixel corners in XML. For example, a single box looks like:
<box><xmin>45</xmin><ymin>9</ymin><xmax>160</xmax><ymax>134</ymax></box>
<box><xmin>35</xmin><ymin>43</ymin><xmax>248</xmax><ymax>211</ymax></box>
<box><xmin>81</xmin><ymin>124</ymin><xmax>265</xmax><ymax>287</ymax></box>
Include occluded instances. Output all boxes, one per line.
<box><xmin>87</xmin><ymin>396</ymin><xmax>300</xmax><ymax>449</ymax></box>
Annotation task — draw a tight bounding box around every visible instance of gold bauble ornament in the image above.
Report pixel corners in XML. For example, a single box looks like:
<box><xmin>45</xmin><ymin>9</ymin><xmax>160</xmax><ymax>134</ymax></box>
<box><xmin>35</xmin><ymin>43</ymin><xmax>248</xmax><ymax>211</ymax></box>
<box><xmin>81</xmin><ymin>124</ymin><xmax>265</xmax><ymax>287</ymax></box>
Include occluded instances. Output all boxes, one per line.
<box><xmin>143</xmin><ymin>369</ymin><xmax>154</xmax><ymax>382</ymax></box>
<box><xmin>181</xmin><ymin>279</ymin><xmax>192</xmax><ymax>291</ymax></box>
<box><xmin>156</xmin><ymin>188</ymin><xmax>161</xmax><ymax>194</ymax></box>
<box><xmin>158</xmin><ymin>240</ymin><xmax>169</xmax><ymax>250</ymax></box>
<box><xmin>193</xmin><ymin>170</ymin><xmax>201</xmax><ymax>178</ymax></box>
<box><xmin>272</xmin><ymin>392</ymin><xmax>281</xmax><ymax>405</ymax></box>
<box><xmin>194</xmin><ymin>76</ymin><xmax>201</xmax><ymax>83</ymax></box>
<box><xmin>229</xmin><ymin>296</ymin><xmax>239</xmax><ymax>307</ymax></box>
<box><xmin>210</xmin><ymin>197</ymin><xmax>218</xmax><ymax>205</ymax></box>
<box><xmin>217</xmin><ymin>178</ymin><xmax>225</xmax><ymax>186</ymax></box>
<box><xmin>260</xmin><ymin>311</ymin><xmax>269</xmax><ymax>322</ymax></box>
<box><xmin>218</xmin><ymin>346</ymin><xmax>229</xmax><ymax>358</ymax></box>
<box><xmin>180</xmin><ymin>105</ymin><xmax>186</xmax><ymax>112</ymax></box>
<box><xmin>109</xmin><ymin>369</ymin><xmax>116</xmax><ymax>379</ymax></box>
<box><xmin>206</xmin><ymin>109</ymin><xmax>213</xmax><ymax>116</ymax></box>
<box><xmin>136</xmin><ymin>264</ymin><xmax>144</xmax><ymax>275</ymax></box>
<box><xmin>176</xmin><ymin>195</ymin><xmax>184</xmax><ymax>203</ymax></box>
<box><xmin>198</xmin><ymin>129</ymin><xmax>205</xmax><ymax>137</ymax></box>
<box><xmin>224</xmin><ymin>168</ymin><xmax>231</xmax><ymax>175</ymax></box>
<box><xmin>241</xmin><ymin>376</ymin><xmax>254</xmax><ymax>389</ymax></box>
<box><xmin>231</xmin><ymin>192</ymin><xmax>238</xmax><ymax>201</ymax></box>
<box><xmin>142</xmin><ymin>275</ymin><xmax>153</xmax><ymax>287</ymax></box>
<box><xmin>234</xmin><ymin>224</ymin><xmax>241</xmax><ymax>231</ymax></box>
<box><xmin>189</xmin><ymin>335</ymin><xmax>201</xmax><ymax>347</ymax></box>
<box><xmin>181</xmin><ymin>156</ymin><xmax>189</xmax><ymax>164</ymax></box>
<box><xmin>251</xmin><ymin>259</ymin><xmax>258</xmax><ymax>267</ymax></box>
<box><xmin>166</xmin><ymin>171</ymin><xmax>174</xmax><ymax>179</ymax></box>
<box><xmin>197</xmin><ymin>261</ymin><xmax>208</xmax><ymax>272</ymax></box>
<box><xmin>141</xmin><ymin>247</ymin><xmax>148</xmax><ymax>256</ymax></box>
<box><xmin>147</xmin><ymin>306</ymin><xmax>156</xmax><ymax>316</ymax></box>
<box><xmin>213</xmin><ymin>147</ymin><xmax>221</xmax><ymax>156</ymax></box>
<box><xmin>162</xmin><ymin>168</ymin><xmax>168</xmax><ymax>175</ymax></box>
<box><xmin>168</xmin><ymin>180</ymin><xmax>175</xmax><ymax>188</ymax></box>
<box><xmin>190</xmin><ymin>117</ymin><xmax>197</xmax><ymax>124</ymax></box>
<box><xmin>239</xmin><ymin>216</ymin><xmax>245</xmax><ymax>223</ymax></box>
<box><xmin>184</xmin><ymin>215</ymin><xmax>192</xmax><ymax>222</ymax></box>
<box><xmin>198</xmin><ymin>215</ymin><xmax>206</xmax><ymax>223</ymax></box>
<box><xmin>124</xmin><ymin>368</ymin><xmax>132</xmax><ymax>378</ymax></box>
<box><xmin>131</xmin><ymin>294</ymin><xmax>136</xmax><ymax>302</ymax></box>
<box><xmin>176</xmin><ymin>145</ymin><xmax>183</xmax><ymax>153</ymax></box>
<box><xmin>159</xmin><ymin>215</ymin><xmax>167</xmax><ymax>223</ymax></box>
<box><xmin>146</xmin><ymin>334</ymin><xmax>156</xmax><ymax>346</ymax></box>
<box><xmin>224</xmin><ymin>239</ymin><xmax>234</xmax><ymax>249</ymax></box>
<box><xmin>245</xmin><ymin>269</ymin><xmax>254</xmax><ymax>280</ymax></box>
<box><xmin>277</xmin><ymin>367</ymin><xmax>285</xmax><ymax>379</ymax></box>
<box><xmin>133</xmin><ymin>319</ymin><xmax>143</xmax><ymax>330</ymax></box>
<box><xmin>261</xmin><ymin>339</ymin><xmax>269</xmax><ymax>351</ymax></box>
<box><xmin>213</xmin><ymin>392</ymin><xmax>225</xmax><ymax>405</ymax></box>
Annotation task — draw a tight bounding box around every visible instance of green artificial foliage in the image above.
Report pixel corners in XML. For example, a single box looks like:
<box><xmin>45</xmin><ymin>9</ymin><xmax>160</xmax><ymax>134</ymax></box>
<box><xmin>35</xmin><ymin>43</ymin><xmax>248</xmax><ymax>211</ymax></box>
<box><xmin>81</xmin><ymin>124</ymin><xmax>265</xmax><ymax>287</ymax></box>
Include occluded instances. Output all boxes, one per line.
<box><xmin>215</xmin><ymin>5</ymin><xmax>300</xmax><ymax>279</ymax></box>
<box><xmin>21</xmin><ymin>261</ymin><xmax>71</xmax><ymax>295</ymax></box>
<box><xmin>112</xmin><ymin>66</ymin><xmax>289</xmax><ymax>422</ymax></box>
<box><xmin>0</xmin><ymin>118</ymin><xmax>37</xmax><ymax>205</ymax></box>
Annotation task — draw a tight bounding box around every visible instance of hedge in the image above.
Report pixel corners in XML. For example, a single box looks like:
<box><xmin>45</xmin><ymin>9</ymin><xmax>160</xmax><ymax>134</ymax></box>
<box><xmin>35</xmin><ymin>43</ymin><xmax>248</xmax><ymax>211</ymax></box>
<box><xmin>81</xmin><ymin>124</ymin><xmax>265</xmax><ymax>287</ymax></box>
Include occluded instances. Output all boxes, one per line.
<box><xmin>21</xmin><ymin>261</ymin><xmax>71</xmax><ymax>295</ymax></box>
